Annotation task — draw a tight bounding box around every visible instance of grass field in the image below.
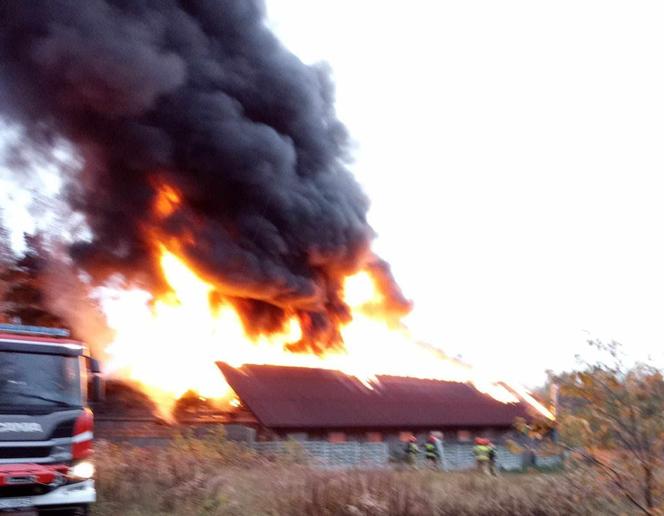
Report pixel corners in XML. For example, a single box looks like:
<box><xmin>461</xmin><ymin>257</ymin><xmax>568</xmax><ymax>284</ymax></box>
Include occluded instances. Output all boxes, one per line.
<box><xmin>92</xmin><ymin>437</ymin><xmax>618</xmax><ymax>515</ymax></box>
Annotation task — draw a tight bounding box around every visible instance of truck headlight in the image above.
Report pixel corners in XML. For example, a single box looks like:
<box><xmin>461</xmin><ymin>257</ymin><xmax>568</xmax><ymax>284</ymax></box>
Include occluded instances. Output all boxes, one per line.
<box><xmin>69</xmin><ymin>460</ymin><xmax>94</xmax><ymax>481</ymax></box>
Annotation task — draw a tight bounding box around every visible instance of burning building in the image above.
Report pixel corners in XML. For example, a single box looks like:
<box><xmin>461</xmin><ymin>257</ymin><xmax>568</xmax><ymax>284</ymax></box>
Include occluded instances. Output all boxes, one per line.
<box><xmin>0</xmin><ymin>0</ymin><xmax>553</xmax><ymax>432</ymax></box>
<box><xmin>94</xmin><ymin>363</ymin><xmax>551</xmax><ymax>471</ymax></box>
<box><xmin>218</xmin><ymin>363</ymin><xmax>535</xmax><ymax>445</ymax></box>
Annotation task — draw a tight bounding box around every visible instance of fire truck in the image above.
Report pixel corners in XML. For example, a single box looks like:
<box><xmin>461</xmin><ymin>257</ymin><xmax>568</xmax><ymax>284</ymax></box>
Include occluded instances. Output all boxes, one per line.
<box><xmin>0</xmin><ymin>324</ymin><xmax>103</xmax><ymax>515</ymax></box>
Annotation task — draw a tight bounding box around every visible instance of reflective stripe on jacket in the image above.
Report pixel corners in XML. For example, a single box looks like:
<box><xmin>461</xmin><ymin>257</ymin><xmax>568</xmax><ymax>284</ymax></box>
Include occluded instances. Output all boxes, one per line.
<box><xmin>406</xmin><ymin>443</ymin><xmax>419</xmax><ymax>454</ymax></box>
<box><xmin>473</xmin><ymin>444</ymin><xmax>491</xmax><ymax>461</ymax></box>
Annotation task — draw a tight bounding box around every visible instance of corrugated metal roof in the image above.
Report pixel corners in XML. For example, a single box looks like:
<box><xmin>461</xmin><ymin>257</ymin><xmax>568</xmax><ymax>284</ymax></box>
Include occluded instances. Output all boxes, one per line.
<box><xmin>217</xmin><ymin>363</ymin><xmax>530</xmax><ymax>430</ymax></box>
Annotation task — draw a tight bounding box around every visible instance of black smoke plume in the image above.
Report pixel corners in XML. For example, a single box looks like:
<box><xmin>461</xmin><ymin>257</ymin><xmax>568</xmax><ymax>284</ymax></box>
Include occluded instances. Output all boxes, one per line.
<box><xmin>0</xmin><ymin>0</ymin><xmax>408</xmax><ymax>350</ymax></box>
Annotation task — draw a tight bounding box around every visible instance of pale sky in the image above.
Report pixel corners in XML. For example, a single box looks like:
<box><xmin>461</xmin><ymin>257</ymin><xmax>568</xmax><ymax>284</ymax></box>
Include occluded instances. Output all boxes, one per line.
<box><xmin>2</xmin><ymin>1</ymin><xmax>664</xmax><ymax>386</ymax></box>
<box><xmin>266</xmin><ymin>1</ymin><xmax>664</xmax><ymax>385</ymax></box>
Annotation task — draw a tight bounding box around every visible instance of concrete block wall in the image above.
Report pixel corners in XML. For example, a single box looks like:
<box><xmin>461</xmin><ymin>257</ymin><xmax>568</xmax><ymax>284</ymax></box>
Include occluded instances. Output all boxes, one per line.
<box><xmin>437</xmin><ymin>444</ymin><xmax>522</xmax><ymax>471</ymax></box>
<box><xmin>254</xmin><ymin>441</ymin><xmax>390</xmax><ymax>468</ymax></box>
<box><xmin>252</xmin><ymin>441</ymin><xmax>529</xmax><ymax>470</ymax></box>
<box><xmin>534</xmin><ymin>453</ymin><xmax>563</xmax><ymax>469</ymax></box>
<box><xmin>360</xmin><ymin>443</ymin><xmax>390</xmax><ymax>467</ymax></box>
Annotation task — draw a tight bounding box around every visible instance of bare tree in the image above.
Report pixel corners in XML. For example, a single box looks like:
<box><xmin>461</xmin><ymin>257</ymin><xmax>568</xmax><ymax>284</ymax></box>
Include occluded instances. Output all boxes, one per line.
<box><xmin>1</xmin><ymin>233</ymin><xmax>67</xmax><ymax>327</ymax></box>
<box><xmin>554</xmin><ymin>341</ymin><xmax>664</xmax><ymax>514</ymax></box>
<box><xmin>0</xmin><ymin>212</ymin><xmax>13</xmax><ymax>321</ymax></box>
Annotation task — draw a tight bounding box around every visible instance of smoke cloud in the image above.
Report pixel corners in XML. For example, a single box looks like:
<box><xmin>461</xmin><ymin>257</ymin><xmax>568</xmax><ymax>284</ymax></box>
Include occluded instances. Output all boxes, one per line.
<box><xmin>0</xmin><ymin>0</ymin><xmax>408</xmax><ymax>350</ymax></box>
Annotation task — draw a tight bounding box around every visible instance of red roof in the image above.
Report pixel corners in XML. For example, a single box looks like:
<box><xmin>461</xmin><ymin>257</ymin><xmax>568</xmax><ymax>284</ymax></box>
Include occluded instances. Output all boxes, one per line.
<box><xmin>217</xmin><ymin>363</ymin><xmax>530</xmax><ymax>430</ymax></box>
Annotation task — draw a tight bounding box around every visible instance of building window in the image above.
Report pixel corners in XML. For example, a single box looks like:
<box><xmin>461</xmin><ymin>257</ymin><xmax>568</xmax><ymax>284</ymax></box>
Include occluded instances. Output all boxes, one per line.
<box><xmin>328</xmin><ymin>432</ymin><xmax>346</xmax><ymax>443</ymax></box>
<box><xmin>366</xmin><ymin>432</ymin><xmax>382</xmax><ymax>442</ymax></box>
<box><xmin>457</xmin><ymin>430</ymin><xmax>471</xmax><ymax>442</ymax></box>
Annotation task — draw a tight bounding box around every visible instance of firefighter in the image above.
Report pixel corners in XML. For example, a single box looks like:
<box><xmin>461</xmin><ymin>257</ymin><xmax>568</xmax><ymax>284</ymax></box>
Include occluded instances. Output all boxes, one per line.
<box><xmin>404</xmin><ymin>434</ymin><xmax>420</xmax><ymax>467</ymax></box>
<box><xmin>473</xmin><ymin>437</ymin><xmax>491</xmax><ymax>474</ymax></box>
<box><xmin>424</xmin><ymin>432</ymin><xmax>441</xmax><ymax>469</ymax></box>
<box><xmin>488</xmin><ymin>441</ymin><xmax>498</xmax><ymax>476</ymax></box>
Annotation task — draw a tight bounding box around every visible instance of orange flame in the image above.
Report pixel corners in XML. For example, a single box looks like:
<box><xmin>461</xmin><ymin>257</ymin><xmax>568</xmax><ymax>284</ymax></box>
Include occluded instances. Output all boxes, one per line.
<box><xmin>154</xmin><ymin>183</ymin><xmax>181</xmax><ymax>218</ymax></box>
<box><xmin>100</xmin><ymin>243</ymin><xmax>553</xmax><ymax>420</ymax></box>
<box><xmin>101</xmin><ymin>182</ymin><xmax>553</xmax><ymax>419</ymax></box>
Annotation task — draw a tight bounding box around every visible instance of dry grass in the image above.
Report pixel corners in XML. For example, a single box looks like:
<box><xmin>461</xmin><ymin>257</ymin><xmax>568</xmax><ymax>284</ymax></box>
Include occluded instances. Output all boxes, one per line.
<box><xmin>92</xmin><ymin>436</ymin><xmax>619</xmax><ymax>516</ymax></box>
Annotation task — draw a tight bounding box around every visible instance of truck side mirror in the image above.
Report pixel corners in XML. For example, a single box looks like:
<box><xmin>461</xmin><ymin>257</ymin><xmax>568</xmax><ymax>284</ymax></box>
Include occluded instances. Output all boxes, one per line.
<box><xmin>90</xmin><ymin>374</ymin><xmax>105</xmax><ymax>403</ymax></box>
<box><xmin>86</xmin><ymin>357</ymin><xmax>105</xmax><ymax>403</ymax></box>
<box><xmin>89</xmin><ymin>358</ymin><xmax>102</xmax><ymax>374</ymax></box>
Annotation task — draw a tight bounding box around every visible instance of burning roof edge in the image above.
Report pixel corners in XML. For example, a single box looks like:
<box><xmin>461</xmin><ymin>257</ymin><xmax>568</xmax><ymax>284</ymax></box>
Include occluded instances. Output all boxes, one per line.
<box><xmin>216</xmin><ymin>362</ymin><xmax>535</xmax><ymax>430</ymax></box>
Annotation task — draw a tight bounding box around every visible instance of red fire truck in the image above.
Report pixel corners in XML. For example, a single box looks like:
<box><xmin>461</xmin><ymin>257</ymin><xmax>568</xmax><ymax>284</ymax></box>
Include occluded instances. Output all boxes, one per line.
<box><xmin>0</xmin><ymin>324</ymin><xmax>103</xmax><ymax>515</ymax></box>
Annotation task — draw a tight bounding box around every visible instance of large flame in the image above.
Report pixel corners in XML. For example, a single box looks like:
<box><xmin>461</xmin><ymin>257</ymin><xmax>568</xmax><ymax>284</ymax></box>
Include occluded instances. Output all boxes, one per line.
<box><xmin>100</xmin><ymin>247</ymin><xmax>552</xmax><ymax>418</ymax></box>
<box><xmin>98</xmin><ymin>183</ymin><xmax>553</xmax><ymax>420</ymax></box>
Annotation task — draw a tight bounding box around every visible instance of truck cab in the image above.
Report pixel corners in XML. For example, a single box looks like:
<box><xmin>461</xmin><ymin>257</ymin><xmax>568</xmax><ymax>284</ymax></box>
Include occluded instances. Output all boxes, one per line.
<box><xmin>0</xmin><ymin>324</ymin><xmax>102</xmax><ymax>515</ymax></box>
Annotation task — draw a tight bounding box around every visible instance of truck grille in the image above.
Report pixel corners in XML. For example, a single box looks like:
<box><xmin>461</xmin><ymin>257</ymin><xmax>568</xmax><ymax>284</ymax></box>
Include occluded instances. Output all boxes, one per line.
<box><xmin>0</xmin><ymin>446</ymin><xmax>52</xmax><ymax>459</ymax></box>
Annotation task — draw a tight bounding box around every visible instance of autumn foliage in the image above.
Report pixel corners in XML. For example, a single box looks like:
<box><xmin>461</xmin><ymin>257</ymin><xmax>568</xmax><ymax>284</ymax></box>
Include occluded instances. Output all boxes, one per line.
<box><xmin>550</xmin><ymin>341</ymin><xmax>664</xmax><ymax>515</ymax></box>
